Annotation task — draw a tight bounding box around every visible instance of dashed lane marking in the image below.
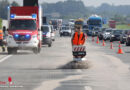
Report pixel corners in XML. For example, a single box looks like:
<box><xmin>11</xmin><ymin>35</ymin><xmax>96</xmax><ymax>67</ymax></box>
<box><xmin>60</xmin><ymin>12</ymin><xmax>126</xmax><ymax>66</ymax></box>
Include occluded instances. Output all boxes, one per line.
<box><xmin>0</xmin><ymin>55</ymin><xmax>13</xmax><ymax>63</ymax></box>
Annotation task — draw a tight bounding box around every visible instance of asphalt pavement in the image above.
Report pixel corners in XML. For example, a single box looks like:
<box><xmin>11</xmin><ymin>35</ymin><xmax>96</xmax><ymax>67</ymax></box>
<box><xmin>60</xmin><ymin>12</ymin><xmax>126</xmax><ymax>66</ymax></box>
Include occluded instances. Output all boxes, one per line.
<box><xmin>0</xmin><ymin>33</ymin><xmax>130</xmax><ymax>90</ymax></box>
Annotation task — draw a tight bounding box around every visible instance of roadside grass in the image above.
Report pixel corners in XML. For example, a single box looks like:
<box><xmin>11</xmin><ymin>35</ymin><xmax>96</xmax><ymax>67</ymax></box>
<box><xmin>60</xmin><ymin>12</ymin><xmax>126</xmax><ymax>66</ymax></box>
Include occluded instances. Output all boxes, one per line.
<box><xmin>0</xmin><ymin>18</ymin><xmax>2</xmax><ymax>29</ymax></box>
<box><xmin>103</xmin><ymin>24</ymin><xmax>130</xmax><ymax>30</ymax></box>
<box><xmin>116</xmin><ymin>25</ymin><xmax>130</xmax><ymax>30</ymax></box>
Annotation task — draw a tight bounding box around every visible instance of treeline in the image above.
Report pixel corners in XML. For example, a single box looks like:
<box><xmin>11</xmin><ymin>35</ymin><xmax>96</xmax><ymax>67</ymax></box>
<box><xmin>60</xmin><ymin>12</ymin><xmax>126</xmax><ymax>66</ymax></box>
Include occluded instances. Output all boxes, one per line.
<box><xmin>42</xmin><ymin>0</ymin><xmax>88</xmax><ymax>19</ymax></box>
<box><xmin>42</xmin><ymin>0</ymin><xmax>130</xmax><ymax>20</ymax></box>
<box><xmin>0</xmin><ymin>0</ymin><xmax>130</xmax><ymax>22</ymax></box>
<box><xmin>0</xmin><ymin>18</ymin><xmax>2</xmax><ymax>29</ymax></box>
<box><xmin>0</xmin><ymin>0</ymin><xmax>19</xmax><ymax>19</ymax></box>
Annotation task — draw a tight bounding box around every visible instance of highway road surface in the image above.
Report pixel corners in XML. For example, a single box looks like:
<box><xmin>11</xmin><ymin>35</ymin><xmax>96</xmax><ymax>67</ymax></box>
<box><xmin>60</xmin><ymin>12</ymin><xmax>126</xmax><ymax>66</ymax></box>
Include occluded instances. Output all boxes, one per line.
<box><xmin>0</xmin><ymin>32</ymin><xmax>130</xmax><ymax>90</ymax></box>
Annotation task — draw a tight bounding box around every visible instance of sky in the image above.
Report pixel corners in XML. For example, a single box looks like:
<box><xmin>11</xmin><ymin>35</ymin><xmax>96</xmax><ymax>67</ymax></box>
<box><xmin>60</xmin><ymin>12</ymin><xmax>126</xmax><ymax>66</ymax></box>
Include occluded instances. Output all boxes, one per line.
<box><xmin>4</xmin><ymin>0</ymin><xmax>130</xmax><ymax>7</ymax></box>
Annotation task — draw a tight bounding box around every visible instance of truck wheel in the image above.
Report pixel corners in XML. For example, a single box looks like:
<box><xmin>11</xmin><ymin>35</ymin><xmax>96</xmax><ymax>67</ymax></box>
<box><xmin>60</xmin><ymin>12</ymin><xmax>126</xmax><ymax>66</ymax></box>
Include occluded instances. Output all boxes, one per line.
<box><xmin>126</xmin><ymin>41</ymin><xmax>130</xmax><ymax>46</ymax></box>
<box><xmin>13</xmin><ymin>48</ymin><xmax>17</xmax><ymax>54</ymax></box>
<box><xmin>48</xmin><ymin>43</ymin><xmax>52</xmax><ymax>47</ymax></box>
<box><xmin>7</xmin><ymin>47</ymin><xmax>17</xmax><ymax>54</ymax></box>
<box><xmin>38</xmin><ymin>47</ymin><xmax>41</xmax><ymax>53</ymax></box>
<box><xmin>99</xmin><ymin>37</ymin><xmax>102</xmax><ymax>40</ymax></box>
<box><xmin>7</xmin><ymin>47</ymin><xmax>13</xmax><ymax>54</ymax></box>
<box><xmin>33</xmin><ymin>48</ymin><xmax>38</xmax><ymax>54</ymax></box>
<box><xmin>110</xmin><ymin>39</ymin><xmax>113</xmax><ymax>42</ymax></box>
<box><xmin>52</xmin><ymin>39</ymin><xmax>55</xmax><ymax>41</ymax></box>
<box><xmin>120</xmin><ymin>40</ymin><xmax>124</xmax><ymax>44</ymax></box>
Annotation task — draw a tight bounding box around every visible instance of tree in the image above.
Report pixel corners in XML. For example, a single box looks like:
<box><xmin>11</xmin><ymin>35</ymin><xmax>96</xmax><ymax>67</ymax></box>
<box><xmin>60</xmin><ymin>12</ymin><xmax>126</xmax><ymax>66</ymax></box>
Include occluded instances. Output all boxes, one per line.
<box><xmin>0</xmin><ymin>0</ymin><xmax>10</xmax><ymax>19</ymax></box>
<box><xmin>11</xmin><ymin>1</ymin><xmax>19</xmax><ymax>6</ymax></box>
<box><xmin>0</xmin><ymin>18</ymin><xmax>2</xmax><ymax>29</ymax></box>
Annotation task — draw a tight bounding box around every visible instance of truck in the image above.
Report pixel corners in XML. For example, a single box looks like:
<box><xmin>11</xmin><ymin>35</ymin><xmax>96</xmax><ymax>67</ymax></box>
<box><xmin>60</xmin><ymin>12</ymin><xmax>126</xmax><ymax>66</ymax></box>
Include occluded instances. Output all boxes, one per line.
<box><xmin>6</xmin><ymin>5</ymin><xmax>42</xmax><ymax>54</ymax></box>
<box><xmin>109</xmin><ymin>20</ymin><xmax>116</xmax><ymax>28</ymax></box>
<box><xmin>87</xmin><ymin>15</ymin><xmax>103</xmax><ymax>36</ymax></box>
<box><xmin>74</xmin><ymin>18</ymin><xmax>84</xmax><ymax>27</ymax></box>
<box><xmin>49</xmin><ymin>19</ymin><xmax>62</xmax><ymax>30</ymax></box>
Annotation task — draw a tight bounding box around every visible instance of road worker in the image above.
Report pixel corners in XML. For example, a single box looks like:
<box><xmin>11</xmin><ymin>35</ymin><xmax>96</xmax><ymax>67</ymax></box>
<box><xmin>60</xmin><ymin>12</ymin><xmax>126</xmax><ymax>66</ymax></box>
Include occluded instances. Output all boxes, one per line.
<box><xmin>71</xmin><ymin>26</ymin><xmax>87</xmax><ymax>46</ymax></box>
<box><xmin>0</xmin><ymin>29</ymin><xmax>5</xmax><ymax>52</ymax></box>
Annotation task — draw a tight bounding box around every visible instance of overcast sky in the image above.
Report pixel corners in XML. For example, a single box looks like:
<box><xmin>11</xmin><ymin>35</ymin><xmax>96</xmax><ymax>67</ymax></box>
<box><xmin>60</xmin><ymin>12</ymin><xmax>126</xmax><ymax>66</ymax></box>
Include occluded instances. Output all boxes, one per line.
<box><xmin>5</xmin><ymin>0</ymin><xmax>130</xmax><ymax>7</ymax></box>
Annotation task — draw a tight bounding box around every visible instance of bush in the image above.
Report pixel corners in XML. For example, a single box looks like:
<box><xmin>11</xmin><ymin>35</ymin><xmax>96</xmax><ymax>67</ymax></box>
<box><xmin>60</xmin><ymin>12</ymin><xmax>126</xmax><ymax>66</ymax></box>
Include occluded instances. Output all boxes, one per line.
<box><xmin>0</xmin><ymin>18</ymin><xmax>2</xmax><ymax>29</ymax></box>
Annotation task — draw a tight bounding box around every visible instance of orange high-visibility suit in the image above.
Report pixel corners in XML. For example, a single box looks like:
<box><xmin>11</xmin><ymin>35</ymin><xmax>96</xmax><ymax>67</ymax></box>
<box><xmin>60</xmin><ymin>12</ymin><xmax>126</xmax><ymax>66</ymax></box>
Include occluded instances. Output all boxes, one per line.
<box><xmin>72</xmin><ymin>32</ymin><xmax>86</xmax><ymax>45</ymax></box>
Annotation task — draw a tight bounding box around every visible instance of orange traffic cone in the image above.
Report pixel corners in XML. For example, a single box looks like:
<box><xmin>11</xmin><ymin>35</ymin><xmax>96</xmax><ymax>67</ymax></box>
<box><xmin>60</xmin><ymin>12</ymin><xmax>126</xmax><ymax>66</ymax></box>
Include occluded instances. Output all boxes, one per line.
<box><xmin>96</xmin><ymin>36</ymin><xmax>99</xmax><ymax>44</ymax></box>
<box><xmin>110</xmin><ymin>42</ymin><xmax>113</xmax><ymax>49</ymax></box>
<box><xmin>117</xmin><ymin>41</ymin><xmax>123</xmax><ymax>54</ymax></box>
<box><xmin>102</xmin><ymin>40</ymin><xmax>105</xmax><ymax>46</ymax></box>
<box><xmin>92</xmin><ymin>37</ymin><xmax>94</xmax><ymax>42</ymax></box>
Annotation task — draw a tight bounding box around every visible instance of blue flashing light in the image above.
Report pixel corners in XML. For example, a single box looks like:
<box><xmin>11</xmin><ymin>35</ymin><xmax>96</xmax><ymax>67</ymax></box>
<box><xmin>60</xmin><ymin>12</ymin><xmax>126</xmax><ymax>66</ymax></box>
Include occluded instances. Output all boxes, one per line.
<box><xmin>14</xmin><ymin>34</ymin><xmax>19</xmax><ymax>39</ymax></box>
<box><xmin>25</xmin><ymin>34</ymin><xmax>31</xmax><ymax>39</ymax></box>
<box><xmin>7</xmin><ymin>6</ymin><xmax>10</xmax><ymax>10</ymax></box>
<box><xmin>32</xmin><ymin>14</ymin><xmax>37</xmax><ymax>19</ymax></box>
<box><xmin>43</xmin><ymin>32</ymin><xmax>47</xmax><ymax>35</ymax></box>
<box><xmin>10</xmin><ymin>14</ymin><xmax>16</xmax><ymax>19</ymax></box>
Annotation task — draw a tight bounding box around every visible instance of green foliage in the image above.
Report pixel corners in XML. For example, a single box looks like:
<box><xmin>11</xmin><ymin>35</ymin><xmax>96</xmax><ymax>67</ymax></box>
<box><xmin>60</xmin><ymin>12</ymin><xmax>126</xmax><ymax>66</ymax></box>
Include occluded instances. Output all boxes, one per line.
<box><xmin>0</xmin><ymin>18</ymin><xmax>2</xmax><ymax>29</ymax></box>
<box><xmin>116</xmin><ymin>25</ymin><xmax>130</xmax><ymax>30</ymax></box>
<box><xmin>42</xmin><ymin>0</ymin><xmax>88</xmax><ymax>19</ymax></box>
<box><xmin>11</xmin><ymin>1</ymin><xmax>19</xmax><ymax>6</ymax></box>
<box><xmin>0</xmin><ymin>0</ymin><xmax>10</xmax><ymax>19</ymax></box>
<box><xmin>103</xmin><ymin>24</ymin><xmax>130</xmax><ymax>29</ymax></box>
<box><xmin>0</xmin><ymin>0</ymin><xmax>19</xmax><ymax>19</ymax></box>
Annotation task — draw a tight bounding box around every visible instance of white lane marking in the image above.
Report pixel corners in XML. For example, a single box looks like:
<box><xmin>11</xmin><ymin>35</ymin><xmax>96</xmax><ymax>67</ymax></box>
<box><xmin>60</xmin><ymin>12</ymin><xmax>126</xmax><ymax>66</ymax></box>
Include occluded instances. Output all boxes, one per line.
<box><xmin>0</xmin><ymin>55</ymin><xmax>13</xmax><ymax>63</ymax></box>
<box><xmin>85</xmin><ymin>86</ymin><xmax>93</xmax><ymax>90</ymax></box>
<box><xmin>34</xmin><ymin>75</ymin><xmax>86</xmax><ymax>90</ymax></box>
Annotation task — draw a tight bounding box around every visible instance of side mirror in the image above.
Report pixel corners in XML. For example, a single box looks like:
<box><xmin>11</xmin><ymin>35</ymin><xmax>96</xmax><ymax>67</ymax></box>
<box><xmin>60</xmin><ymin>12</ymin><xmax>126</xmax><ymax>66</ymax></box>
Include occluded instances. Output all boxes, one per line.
<box><xmin>6</xmin><ymin>28</ymin><xmax>9</xmax><ymax>31</ymax></box>
<box><xmin>51</xmin><ymin>31</ymin><xmax>53</xmax><ymax>33</ymax></box>
<box><xmin>38</xmin><ymin>29</ymin><xmax>40</xmax><ymax>31</ymax></box>
<box><xmin>41</xmin><ymin>27</ymin><xmax>43</xmax><ymax>30</ymax></box>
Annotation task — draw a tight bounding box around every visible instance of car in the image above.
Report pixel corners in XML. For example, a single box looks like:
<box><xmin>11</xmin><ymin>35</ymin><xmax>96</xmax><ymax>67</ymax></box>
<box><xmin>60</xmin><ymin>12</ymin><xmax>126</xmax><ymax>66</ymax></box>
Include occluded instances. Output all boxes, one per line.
<box><xmin>110</xmin><ymin>30</ymin><xmax>123</xmax><ymax>42</ymax></box>
<box><xmin>41</xmin><ymin>25</ymin><xmax>52</xmax><ymax>47</ymax></box>
<box><xmin>98</xmin><ymin>28</ymin><xmax>106</xmax><ymax>40</ymax></box>
<box><xmin>50</xmin><ymin>25</ymin><xmax>55</xmax><ymax>41</ymax></box>
<box><xmin>103</xmin><ymin>29</ymin><xmax>112</xmax><ymax>40</ymax></box>
<box><xmin>120</xmin><ymin>30</ymin><xmax>130</xmax><ymax>44</ymax></box>
<box><xmin>60</xmin><ymin>26</ymin><xmax>72</xmax><ymax>37</ymax></box>
<box><xmin>126</xmin><ymin>30</ymin><xmax>130</xmax><ymax>46</ymax></box>
<box><xmin>87</xmin><ymin>30</ymin><xmax>92</xmax><ymax>36</ymax></box>
<box><xmin>82</xmin><ymin>25</ymin><xmax>88</xmax><ymax>35</ymax></box>
<box><xmin>92</xmin><ymin>27</ymin><xmax>100</xmax><ymax>36</ymax></box>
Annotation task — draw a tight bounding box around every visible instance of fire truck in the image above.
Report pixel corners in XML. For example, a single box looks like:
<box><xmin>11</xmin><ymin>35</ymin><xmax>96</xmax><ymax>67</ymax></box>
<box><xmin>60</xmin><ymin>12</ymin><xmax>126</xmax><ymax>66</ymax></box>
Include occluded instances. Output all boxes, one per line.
<box><xmin>6</xmin><ymin>0</ymin><xmax>42</xmax><ymax>54</ymax></box>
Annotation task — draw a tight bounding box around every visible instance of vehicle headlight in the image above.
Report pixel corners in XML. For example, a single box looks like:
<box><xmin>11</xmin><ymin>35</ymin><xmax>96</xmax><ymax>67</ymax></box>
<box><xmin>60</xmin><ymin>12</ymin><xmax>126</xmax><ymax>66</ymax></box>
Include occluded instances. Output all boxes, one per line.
<box><xmin>32</xmin><ymin>35</ymin><xmax>37</xmax><ymax>38</ymax></box>
<box><xmin>8</xmin><ymin>35</ymin><xmax>13</xmax><ymax>38</ymax></box>
<box><xmin>111</xmin><ymin>35</ymin><xmax>115</xmax><ymax>37</ymax></box>
<box><xmin>68</xmin><ymin>30</ymin><xmax>71</xmax><ymax>33</ymax></box>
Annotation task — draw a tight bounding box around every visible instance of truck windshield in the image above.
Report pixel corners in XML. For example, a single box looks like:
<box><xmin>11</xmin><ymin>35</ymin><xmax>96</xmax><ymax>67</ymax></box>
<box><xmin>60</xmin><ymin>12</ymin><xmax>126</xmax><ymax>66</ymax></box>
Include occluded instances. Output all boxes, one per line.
<box><xmin>75</xmin><ymin>21</ymin><xmax>83</xmax><ymax>25</ymax></box>
<box><xmin>88</xmin><ymin>20</ymin><xmax>101</xmax><ymax>25</ymax></box>
<box><xmin>42</xmin><ymin>26</ymin><xmax>49</xmax><ymax>32</ymax></box>
<box><xmin>9</xmin><ymin>20</ymin><xmax>36</xmax><ymax>30</ymax></box>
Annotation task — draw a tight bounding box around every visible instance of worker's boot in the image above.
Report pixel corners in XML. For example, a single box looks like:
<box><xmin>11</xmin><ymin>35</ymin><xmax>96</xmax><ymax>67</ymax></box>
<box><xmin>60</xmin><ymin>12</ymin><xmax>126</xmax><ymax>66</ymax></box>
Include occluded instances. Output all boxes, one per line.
<box><xmin>2</xmin><ymin>46</ymin><xmax>5</xmax><ymax>52</ymax></box>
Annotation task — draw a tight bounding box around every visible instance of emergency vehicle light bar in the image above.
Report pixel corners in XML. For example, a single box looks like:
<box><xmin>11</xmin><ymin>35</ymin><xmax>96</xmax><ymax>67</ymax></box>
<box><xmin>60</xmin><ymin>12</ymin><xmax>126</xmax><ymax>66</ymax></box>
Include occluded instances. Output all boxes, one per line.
<box><xmin>10</xmin><ymin>14</ymin><xmax>37</xmax><ymax>19</ymax></box>
<box><xmin>32</xmin><ymin>14</ymin><xmax>37</xmax><ymax>19</ymax></box>
<box><xmin>10</xmin><ymin>14</ymin><xmax>16</xmax><ymax>19</ymax></box>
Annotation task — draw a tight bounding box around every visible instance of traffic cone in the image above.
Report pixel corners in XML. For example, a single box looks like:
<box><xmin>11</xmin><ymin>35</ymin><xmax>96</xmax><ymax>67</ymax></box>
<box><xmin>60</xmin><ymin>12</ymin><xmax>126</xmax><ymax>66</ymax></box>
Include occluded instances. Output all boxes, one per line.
<box><xmin>102</xmin><ymin>40</ymin><xmax>105</xmax><ymax>46</ymax></box>
<box><xmin>110</xmin><ymin>42</ymin><xmax>113</xmax><ymax>49</ymax></box>
<box><xmin>96</xmin><ymin>36</ymin><xmax>99</xmax><ymax>44</ymax></box>
<box><xmin>117</xmin><ymin>41</ymin><xmax>123</xmax><ymax>54</ymax></box>
<box><xmin>92</xmin><ymin>37</ymin><xmax>94</xmax><ymax>42</ymax></box>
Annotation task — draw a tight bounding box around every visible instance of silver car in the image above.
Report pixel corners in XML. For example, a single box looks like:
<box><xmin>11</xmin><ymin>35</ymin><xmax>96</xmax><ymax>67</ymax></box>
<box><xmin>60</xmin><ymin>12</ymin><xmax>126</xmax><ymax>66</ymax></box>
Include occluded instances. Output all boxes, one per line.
<box><xmin>103</xmin><ymin>29</ymin><xmax>112</xmax><ymax>40</ymax></box>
